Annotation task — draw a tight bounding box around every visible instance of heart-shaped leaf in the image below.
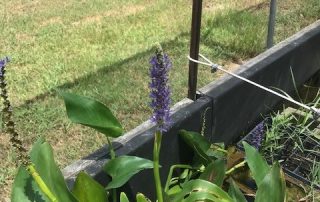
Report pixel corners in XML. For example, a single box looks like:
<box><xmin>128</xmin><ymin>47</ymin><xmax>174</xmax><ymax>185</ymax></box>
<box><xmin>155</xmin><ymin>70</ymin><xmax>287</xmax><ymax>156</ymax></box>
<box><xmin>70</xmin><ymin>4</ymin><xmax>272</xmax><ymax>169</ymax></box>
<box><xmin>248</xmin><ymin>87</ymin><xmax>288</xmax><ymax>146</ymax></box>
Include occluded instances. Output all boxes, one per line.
<box><xmin>171</xmin><ymin>179</ymin><xmax>233</xmax><ymax>202</ymax></box>
<box><xmin>243</xmin><ymin>141</ymin><xmax>269</xmax><ymax>186</ymax></box>
<box><xmin>255</xmin><ymin>162</ymin><xmax>286</xmax><ymax>202</ymax></box>
<box><xmin>61</xmin><ymin>92</ymin><xmax>123</xmax><ymax>138</ymax></box>
<box><xmin>179</xmin><ymin>130</ymin><xmax>211</xmax><ymax>164</ymax></box>
<box><xmin>11</xmin><ymin>137</ymin><xmax>77</xmax><ymax>202</ymax></box>
<box><xmin>103</xmin><ymin>156</ymin><xmax>154</xmax><ymax>189</ymax></box>
<box><xmin>72</xmin><ymin>171</ymin><xmax>108</xmax><ymax>202</ymax></box>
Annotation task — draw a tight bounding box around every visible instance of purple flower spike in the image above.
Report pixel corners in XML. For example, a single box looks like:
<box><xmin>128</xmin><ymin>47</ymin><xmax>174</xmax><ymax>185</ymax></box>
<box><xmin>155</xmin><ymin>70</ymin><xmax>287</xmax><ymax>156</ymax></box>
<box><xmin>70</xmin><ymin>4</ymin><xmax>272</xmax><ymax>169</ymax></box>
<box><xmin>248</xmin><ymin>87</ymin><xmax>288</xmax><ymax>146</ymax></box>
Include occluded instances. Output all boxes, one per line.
<box><xmin>250</xmin><ymin>122</ymin><xmax>265</xmax><ymax>149</ymax></box>
<box><xmin>149</xmin><ymin>45</ymin><xmax>172</xmax><ymax>132</ymax></box>
<box><xmin>0</xmin><ymin>56</ymin><xmax>10</xmax><ymax>76</ymax></box>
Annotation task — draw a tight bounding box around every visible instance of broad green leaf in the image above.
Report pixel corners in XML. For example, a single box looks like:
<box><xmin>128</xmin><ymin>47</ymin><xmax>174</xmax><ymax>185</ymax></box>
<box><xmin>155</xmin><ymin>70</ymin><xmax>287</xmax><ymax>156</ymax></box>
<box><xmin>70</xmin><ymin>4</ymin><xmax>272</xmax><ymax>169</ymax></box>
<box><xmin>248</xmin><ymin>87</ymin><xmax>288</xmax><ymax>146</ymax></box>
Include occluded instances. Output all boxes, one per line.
<box><xmin>120</xmin><ymin>192</ymin><xmax>129</xmax><ymax>202</ymax></box>
<box><xmin>11</xmin><ymin>167</ymin><xmax>48</xmax><ymax>202</ymax></box>
<box><xmin>171</xmin><ymin>179</ymin><xmax>233</xmax><ymax>202</ymax></box>
<box><xmin>11</xmin><ymin>137</ymin><xmax>77</xmax><ymax>202</ymax></box>
<box><xmin>179</xmin><ymin>130</ymin><xmax>211</xmax><ymax>164</ymax></box>
<box><xmin>228</xmin><ymin>180</ymin><xmax>247</xmax><ymax>202</ymax></box>
<box><xmin>243</xmin><ymin>142</ymin><xmax>269</xmax><ymax>186</ymax></box>
<box><xmin>136</xmin><ymin>193</ymin><xmax>151</xmax><ymax>202</ymax></box>
<box><xmin>72</xmin><ymin>172</ymin><xmax>108</xmax><ymax>202</ymax></box>
<box><xmin>200</xmin><ymin>159</ymin><xmax>226</xmax><ymax>187</ymax></box>
<box><xmin>255</xmin><ymin>162</ymin><xmax>286</xmax><ymax>202</ymax></box>
<box><xmin>103</xmin><ymin>156</ymin><xmax>154</xmax><ymax>189</ymax></box>
<box><xmin>61</xmin><ymin>92</ymin><xmax>123</xmax><ymax>138</ymax></box>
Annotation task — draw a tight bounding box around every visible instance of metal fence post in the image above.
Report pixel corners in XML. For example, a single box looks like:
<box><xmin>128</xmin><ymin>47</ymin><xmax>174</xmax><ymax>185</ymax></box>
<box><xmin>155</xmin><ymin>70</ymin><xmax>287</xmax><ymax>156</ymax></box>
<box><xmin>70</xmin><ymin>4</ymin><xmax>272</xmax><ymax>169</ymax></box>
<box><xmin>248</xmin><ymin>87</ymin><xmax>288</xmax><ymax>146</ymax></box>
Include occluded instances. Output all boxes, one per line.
<box><xmin>188</xmin><ymin>0</ymin><xmax>203</xmax><ymax>100</ymax></box>
<box><xmin>266</xmin><ymin>0</ymin><xmax>277</xmax><ymax>48</ymax></box>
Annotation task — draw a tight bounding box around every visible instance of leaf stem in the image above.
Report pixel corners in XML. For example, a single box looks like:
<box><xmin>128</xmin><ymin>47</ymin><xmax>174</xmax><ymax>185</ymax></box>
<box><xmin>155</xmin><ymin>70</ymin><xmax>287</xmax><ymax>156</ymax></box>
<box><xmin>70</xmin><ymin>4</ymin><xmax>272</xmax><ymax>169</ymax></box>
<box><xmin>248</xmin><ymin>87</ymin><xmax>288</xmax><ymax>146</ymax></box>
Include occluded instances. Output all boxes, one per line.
<box><xmin>107</xmin><ymin>137</ymin><xmax>116</xmax><ymax>159</ymax></box>
<box><xmin>164</xmin><ymin>164</ymin><xmax>194</xmax><ymax>193</ymax></box>
<box><xmin>153</xmin><ymin>130</ymin><xmax>163</xmax><ymax>202</ymax></box>
<box><xmin>26</xmin><ymin>164</ymin><xmax>58</xmax><ymax>202</ymax></box>
<box><xmin>106</xmin><ymin>137</ymin><xmax>117</xmax><ymax>202</ymax></box>
<box><xmin>225</xmin><ymin>160</ymin><xmax>246</xmax><ymax>175</ymax></box>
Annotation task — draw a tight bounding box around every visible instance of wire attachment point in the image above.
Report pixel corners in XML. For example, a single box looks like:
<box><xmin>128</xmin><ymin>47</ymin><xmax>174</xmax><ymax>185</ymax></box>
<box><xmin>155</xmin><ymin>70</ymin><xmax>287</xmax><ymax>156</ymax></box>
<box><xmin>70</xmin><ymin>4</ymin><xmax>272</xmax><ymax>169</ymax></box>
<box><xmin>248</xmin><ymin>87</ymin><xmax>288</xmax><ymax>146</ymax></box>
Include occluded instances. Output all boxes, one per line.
<box><xmin>310</xmin><ymin>106</ymin><xmax>320</xmax><ymax>120</ymax></box>
<box><xmin>211</xmin><ymin>64</ymin><xmax>218</xmax><ymax>73</ymax></box>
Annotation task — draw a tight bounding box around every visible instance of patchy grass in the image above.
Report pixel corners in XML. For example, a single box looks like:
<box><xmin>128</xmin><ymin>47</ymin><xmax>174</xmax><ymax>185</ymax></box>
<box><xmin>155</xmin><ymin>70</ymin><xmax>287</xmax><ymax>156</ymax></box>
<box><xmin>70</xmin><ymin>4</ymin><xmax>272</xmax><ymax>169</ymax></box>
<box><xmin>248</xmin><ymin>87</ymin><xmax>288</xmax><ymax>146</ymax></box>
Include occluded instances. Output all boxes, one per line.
<box><xmin>0</xmin><ymin>0</ymin><xmax>319</xmax><ymax>199</ymax></box>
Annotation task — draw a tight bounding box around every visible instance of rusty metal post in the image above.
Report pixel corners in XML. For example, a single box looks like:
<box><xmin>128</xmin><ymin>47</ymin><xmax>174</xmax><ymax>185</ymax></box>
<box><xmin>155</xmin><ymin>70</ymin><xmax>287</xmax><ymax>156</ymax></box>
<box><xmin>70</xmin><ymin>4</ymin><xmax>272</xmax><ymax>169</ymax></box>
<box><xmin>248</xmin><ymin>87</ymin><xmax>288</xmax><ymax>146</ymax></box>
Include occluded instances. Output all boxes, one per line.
<box><xmin>188</xmin><ymin>0</ymin><xmax>203</xmax><ymax>100</ymax></box>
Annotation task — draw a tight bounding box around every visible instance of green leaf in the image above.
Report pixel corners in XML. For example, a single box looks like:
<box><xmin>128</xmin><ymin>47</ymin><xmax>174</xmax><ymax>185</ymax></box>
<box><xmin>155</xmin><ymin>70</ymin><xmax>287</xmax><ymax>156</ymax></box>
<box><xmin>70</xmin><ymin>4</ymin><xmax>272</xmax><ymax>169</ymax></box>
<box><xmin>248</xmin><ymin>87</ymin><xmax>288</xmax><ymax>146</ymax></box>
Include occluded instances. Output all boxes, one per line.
<box><xmin>72</xmin><ymin>171</ymin><xmax>108</xmax><ymax>202</ymax></box>
<box><xmin>60</xmin><ymin>92</ymin><xmax>123</xmax><ymax>138</ymax></box>
<box><xmin>11</xmin><ymin>137</ymin><xmax>77</xmax><ymax>202</ymax></box>
<box><xmin>171</xmin><ymin>179</ymin><xmax>233</xmax><ymax>202</ymax></box>
<box><xmin>228</xmin><ymin>180</ymin><xmax>247</xmax><ymax>202</ymax></box>
<box><xmin>136</xmin><ymin>193</ymin><xmax>151</xmax><ymax>202</ymax></box>
<box><xmin>206</xmin><ymin>143</ymin><xmax>227</xmax><ymax>159</ymax></box>
<box><xmin>243</xmin><ymin>142</ymin><xmax>269</xmax><ymax>186</ymax></box>
<box><xmin>120</xmin><ymin>192</ymin><xmax>129</xmax><ymax>202</ymax></box>
<box><xmin>11</xmin><ymin>167</ymin><xmax>48</xmax><ymax>202</ymax></box>
<box><xmin>179</xmin><ymin>130</ymin><xmax>211</xmax><ymax>164</ymax></box>
<box><xmin>103</xmin><ymin>156</ymin><xmax>154</xmax><ymax>189</ymax></box>
<box><xmin>255</xmin><ymin>162</ymin><xmax>286</xmax><ymax>202</ymax></box>
<box><xmin>200</xmin><ymin>159</ymin><xmax>226</xmax><ymax>187</ymax></box>
<box><xmin>166</xmin><ymin>184</ymin><xmax>182</xmax><ymax>196</ymax></box>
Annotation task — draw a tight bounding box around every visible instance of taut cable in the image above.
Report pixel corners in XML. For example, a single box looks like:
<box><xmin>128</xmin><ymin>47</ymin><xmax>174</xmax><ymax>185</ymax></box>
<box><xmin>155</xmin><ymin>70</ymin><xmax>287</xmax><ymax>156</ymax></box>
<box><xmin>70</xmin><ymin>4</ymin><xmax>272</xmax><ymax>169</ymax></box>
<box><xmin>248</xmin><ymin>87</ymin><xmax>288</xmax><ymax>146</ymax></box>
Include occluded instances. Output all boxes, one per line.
<box><xmin>188</xmin><ymin>54</ymin><xmax>320</xmax><ymax>119</ymax></box>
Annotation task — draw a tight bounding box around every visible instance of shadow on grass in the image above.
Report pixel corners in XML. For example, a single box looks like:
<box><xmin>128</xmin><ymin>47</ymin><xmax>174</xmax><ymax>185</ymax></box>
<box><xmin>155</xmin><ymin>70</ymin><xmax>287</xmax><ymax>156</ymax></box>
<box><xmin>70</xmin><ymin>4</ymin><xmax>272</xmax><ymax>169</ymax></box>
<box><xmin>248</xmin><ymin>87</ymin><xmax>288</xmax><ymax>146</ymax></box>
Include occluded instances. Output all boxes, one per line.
<box><xmin>20</xmin><ymin>32</ymin><xmax>190</xmax><ymax>108</ymax></box>
<box><xmin>201</xmin><ymin>2</ymin><xmax>268</xmax><ymax>59</ymax></box>
<box><xmin>18</xmin><ymin>1</ymin><xmax>272</xmax><ymax>110</ymax></box>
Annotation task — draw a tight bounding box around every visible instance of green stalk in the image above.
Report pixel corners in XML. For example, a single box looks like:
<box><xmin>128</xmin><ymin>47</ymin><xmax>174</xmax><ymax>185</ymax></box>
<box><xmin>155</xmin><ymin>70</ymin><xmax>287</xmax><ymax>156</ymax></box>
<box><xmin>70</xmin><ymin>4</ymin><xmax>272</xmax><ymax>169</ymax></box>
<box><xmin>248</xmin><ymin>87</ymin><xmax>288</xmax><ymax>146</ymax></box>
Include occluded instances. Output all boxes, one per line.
<box><xmin>107</xmin><ymin>137</ymin><xmax>117</xmax><ymax>202</ymax></box>
<box><xmin>225</xmin><ymin>160</ymin><xmax>246</xmax><ymax>175</ymax></box>
<box><xmin>164</xmin><ymin>164</ymin><xmax>193</xmax><ymax>193</ymax></box>
<box><xmin>153</xmin><ymin>130</ymin><xmax>163</xmax><ymax>202</ymax></box>
<box><xmin>107</xmin><ymin>137</ymin><xmax>116</xmax><ymax>159</ymax></box>
<box><xmin>27</xmin><ymin>164</ymin><xmax>57</xmax><ymax>202</ymax></box>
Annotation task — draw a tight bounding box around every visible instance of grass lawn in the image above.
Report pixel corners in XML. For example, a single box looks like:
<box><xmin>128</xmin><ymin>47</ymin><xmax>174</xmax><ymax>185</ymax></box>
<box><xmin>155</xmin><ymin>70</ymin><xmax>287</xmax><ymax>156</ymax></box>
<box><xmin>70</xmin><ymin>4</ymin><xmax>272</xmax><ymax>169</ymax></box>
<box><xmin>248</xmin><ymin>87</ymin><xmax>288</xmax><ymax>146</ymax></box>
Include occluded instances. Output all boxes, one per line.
<box><xmin>0</xmin><ymin>0</ymin><xmax>320</xmax><ymax>199</ymax></box>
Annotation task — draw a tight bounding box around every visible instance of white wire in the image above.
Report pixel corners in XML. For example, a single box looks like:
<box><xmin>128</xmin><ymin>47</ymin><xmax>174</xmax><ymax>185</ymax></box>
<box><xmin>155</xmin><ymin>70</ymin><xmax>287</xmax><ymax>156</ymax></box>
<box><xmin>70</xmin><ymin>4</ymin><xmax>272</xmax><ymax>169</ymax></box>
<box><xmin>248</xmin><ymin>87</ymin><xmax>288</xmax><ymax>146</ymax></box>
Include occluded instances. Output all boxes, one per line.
<box><xmin>188</xmin><ymin>54</ymin><xmax>315</xmax><ymax>113</ymax></box>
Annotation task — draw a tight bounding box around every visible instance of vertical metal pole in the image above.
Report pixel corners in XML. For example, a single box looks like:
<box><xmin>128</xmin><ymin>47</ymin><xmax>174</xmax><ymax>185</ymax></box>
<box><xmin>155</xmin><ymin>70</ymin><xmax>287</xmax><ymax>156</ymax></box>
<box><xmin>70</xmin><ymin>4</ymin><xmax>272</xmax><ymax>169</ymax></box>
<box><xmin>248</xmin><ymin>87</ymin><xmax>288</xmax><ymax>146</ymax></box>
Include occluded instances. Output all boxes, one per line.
<box><xmin>266</xmin><ymin>0</ymin><xmax>277</xmax><ymax>49</ymax></box>
<box><xmin>188</xmin><ymin>0</ymin><xmax>203</xmax><ymax>100</ymax></box>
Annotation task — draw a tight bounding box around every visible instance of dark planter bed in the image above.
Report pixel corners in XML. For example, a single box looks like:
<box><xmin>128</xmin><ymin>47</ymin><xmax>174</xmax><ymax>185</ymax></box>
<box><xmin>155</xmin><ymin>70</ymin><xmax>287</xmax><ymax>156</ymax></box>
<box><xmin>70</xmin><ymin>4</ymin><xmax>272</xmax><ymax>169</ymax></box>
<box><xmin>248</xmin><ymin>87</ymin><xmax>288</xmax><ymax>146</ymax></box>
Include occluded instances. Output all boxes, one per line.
<box><xmin>63</xmin><ymin>20</ymin><xmax>320</xmax><ymax>200</ymax></box>
<box><xmin>237</xmin><ymin>107</ymin><xmax>320</xmax><ymax>189</ymax></box>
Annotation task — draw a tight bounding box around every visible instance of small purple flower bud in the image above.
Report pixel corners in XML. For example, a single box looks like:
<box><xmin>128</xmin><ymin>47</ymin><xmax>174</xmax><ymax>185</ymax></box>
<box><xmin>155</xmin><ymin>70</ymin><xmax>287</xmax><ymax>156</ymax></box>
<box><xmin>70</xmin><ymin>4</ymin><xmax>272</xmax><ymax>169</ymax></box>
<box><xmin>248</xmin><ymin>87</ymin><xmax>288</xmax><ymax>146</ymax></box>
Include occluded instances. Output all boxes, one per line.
<box><xmin>250</xmin><ymin>122</ymin><xmax>265</xmax><ymax>149</ymax></box>
<box><xmin>149</xmin><ymin>45</ymin><xmax>172</xmax><ymax>132</ymax></box>
<box><xmin>0</xmin><ymin>56</ymin><xmax>10</xmax><ymax>76</ymax></box>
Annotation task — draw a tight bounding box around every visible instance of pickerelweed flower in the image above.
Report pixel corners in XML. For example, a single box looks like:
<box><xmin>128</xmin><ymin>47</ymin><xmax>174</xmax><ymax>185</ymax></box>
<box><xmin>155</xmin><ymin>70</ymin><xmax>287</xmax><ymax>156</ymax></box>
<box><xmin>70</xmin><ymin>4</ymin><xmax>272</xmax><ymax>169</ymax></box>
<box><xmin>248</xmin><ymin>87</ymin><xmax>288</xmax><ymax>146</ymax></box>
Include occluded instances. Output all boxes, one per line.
<box><xmin>149</xmin><ymin>45</ymin><xmax>172</xmax><ymax>132</ymax></box>
<box><xmin>0</xmin><ymin>56</ymin><xmax>30</xmax><ymax>166</ymax></box>
<box><xmin>250</xmin><ymin>121</ymin><xmax>265</xmax><ymax>149</ymax></box>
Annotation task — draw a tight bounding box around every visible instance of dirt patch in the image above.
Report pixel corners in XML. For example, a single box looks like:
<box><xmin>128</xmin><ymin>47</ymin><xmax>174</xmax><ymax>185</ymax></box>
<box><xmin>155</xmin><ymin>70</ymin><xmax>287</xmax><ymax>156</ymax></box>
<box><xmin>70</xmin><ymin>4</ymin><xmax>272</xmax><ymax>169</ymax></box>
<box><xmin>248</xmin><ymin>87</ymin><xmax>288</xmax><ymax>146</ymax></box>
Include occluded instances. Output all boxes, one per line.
<box><xmin>40</xmin><ymin>17</ymin><xmax>63</xmax><ymax>27</ymax></box>
<box><xmin>204</xmin><ymin>0</ymin><xmax>268</xmax><ymax>12</ymax></box>
<box><xmin>7</xmin><ymin>0</ymin><xmax>40</xmax><ymax>16</ymax></box>
<box><xmin>72</xmin><ymin>5</ymin><xmax>146</xmax><ymax>26</ymax></box>
<box><xmin>0</xmin><ymin>134</ymin><xmax>16</xmax><ymax>202</ymax></box>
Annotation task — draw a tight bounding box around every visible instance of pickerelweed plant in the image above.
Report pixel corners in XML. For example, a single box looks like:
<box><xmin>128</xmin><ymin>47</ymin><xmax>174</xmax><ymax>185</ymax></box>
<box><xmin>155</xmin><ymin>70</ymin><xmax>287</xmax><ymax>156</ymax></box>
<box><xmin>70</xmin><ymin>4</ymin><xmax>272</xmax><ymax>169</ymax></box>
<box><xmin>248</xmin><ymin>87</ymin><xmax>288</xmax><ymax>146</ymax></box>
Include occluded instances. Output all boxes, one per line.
<box><xmin>8</xmin><ymin>45</ymin><xmax>287</xmax><ymax>202</ymax></box>
<box><xmin>1</xmin><ymin>57</ymin><xmax>58</xmax><ymax>202</ymax></box>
